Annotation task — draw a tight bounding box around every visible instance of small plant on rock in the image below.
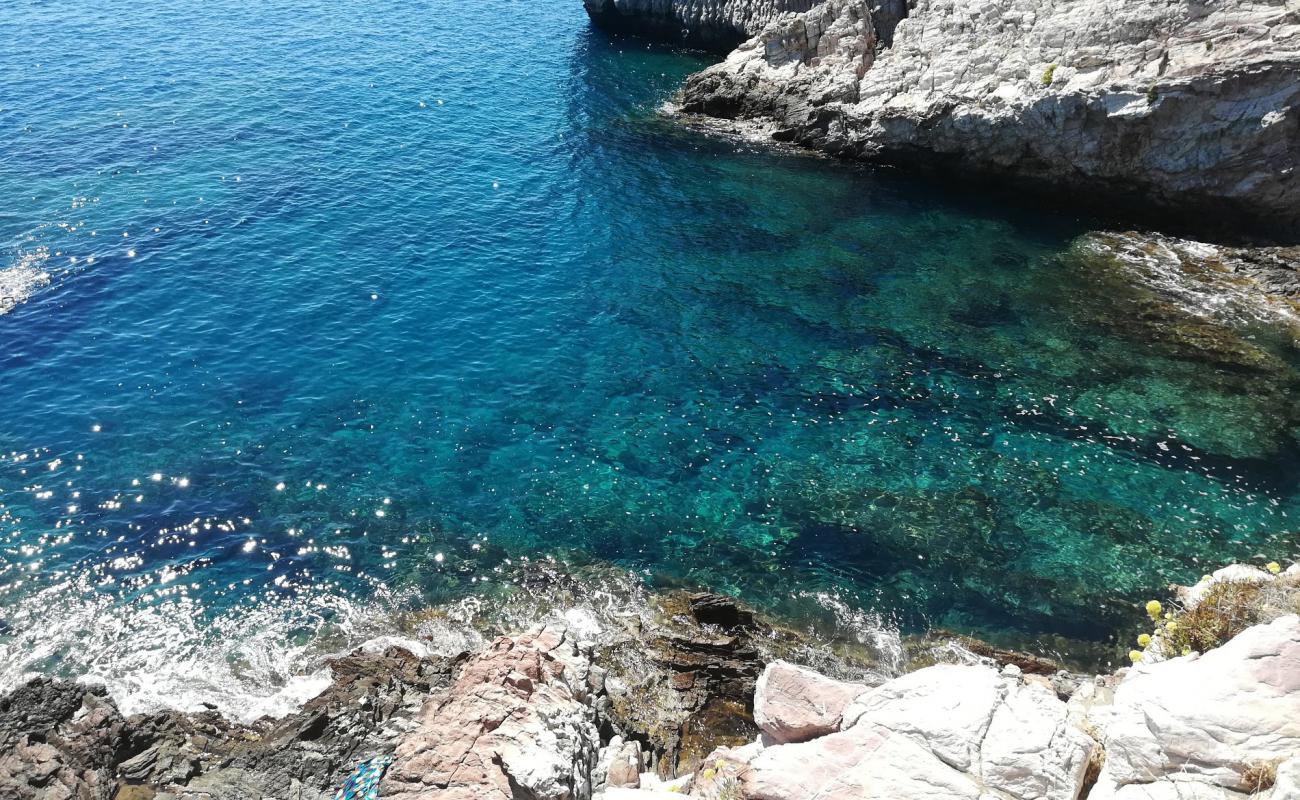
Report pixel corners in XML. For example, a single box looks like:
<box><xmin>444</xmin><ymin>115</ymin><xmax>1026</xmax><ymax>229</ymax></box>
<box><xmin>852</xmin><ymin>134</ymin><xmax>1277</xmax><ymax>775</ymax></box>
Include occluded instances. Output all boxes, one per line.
<box><xmin>1243</xmin><ymin>759</ymin><xmax>1279</xmax><ymax>794</ymax></box>
<box><xmin>1159</xmin><ymin>580</ymin><xmax>1266</xmax><ymax>655</ymax></box>
<box><xmin>1041</xmin><ymin>64</ymin><xmax>1057</xmax><ymax>85</ymax></box>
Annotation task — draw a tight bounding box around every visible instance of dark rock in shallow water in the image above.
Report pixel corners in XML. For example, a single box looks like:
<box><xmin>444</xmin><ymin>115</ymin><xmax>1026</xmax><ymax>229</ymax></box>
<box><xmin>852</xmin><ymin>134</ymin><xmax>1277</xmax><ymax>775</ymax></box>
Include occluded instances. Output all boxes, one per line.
<box><xmin>0</xmin><ymin>646</ymin><xmax>460</xmax><ymax>800</ymax></box>
<box><xmin>688</xmin><ymin>592</ymin><xmax>756</xmax><ymax>631</ymax></box>
<box><xmin>597</xmin><ymin>592</ymin><xmax>769</xmax><ymax>777</ymax></box>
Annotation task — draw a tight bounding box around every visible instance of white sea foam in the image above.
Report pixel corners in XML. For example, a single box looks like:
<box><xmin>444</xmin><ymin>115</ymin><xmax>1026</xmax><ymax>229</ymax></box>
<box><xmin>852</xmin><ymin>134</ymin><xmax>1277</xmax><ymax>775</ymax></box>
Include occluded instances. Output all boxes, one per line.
<box><xmin>796</xmin><ymin>590</ymin><xmax>906</xmax><ymax>680</ymax></box>
<box><xmin>0</xmin><ymin>247</ymin><xmax>52</xmax><ymax>315</ymax></box>
<box><xmin>0</xmin><ymin>575</ymin><xmax>414</xmax><ymax>722</ymax></box>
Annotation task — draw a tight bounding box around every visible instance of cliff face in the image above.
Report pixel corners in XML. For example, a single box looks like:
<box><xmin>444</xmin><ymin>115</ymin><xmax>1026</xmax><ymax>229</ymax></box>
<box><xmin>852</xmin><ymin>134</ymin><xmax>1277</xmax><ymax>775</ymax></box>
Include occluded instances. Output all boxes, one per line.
<box><xmin>581</xmin><ymin>0</ymin><xmax>824</xmax><ymax>50</ymax></box>
<box><xmin>673</xmin><ymin>0</ymin><xmax>1300</xmax><ymax>235</ymax></box>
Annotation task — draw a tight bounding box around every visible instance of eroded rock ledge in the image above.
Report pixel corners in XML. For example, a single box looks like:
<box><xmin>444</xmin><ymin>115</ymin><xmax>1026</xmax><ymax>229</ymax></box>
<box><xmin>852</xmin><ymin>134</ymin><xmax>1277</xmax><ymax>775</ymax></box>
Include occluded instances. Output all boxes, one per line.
<box><xmin>666</xmin><ymin>0</ymin><xmax>1299</xmax><ymax>235</ymax></box>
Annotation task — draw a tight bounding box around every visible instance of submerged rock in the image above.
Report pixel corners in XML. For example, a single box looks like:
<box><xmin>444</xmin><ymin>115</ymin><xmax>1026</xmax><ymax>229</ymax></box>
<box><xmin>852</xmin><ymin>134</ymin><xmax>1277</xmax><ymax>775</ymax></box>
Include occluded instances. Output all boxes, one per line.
<box><xmin>675</xmin><ymin>0</ymin><xmax>1300</xmax><ymax>233</ymax></box>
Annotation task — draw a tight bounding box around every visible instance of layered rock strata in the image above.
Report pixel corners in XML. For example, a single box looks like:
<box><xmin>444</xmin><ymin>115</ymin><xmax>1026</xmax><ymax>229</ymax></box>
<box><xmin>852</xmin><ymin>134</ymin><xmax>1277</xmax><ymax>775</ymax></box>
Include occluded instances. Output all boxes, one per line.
<box><xmin>673</xmin><ymin>0</ymin><xmax>1300</xmax><ymax>234</ymax></box>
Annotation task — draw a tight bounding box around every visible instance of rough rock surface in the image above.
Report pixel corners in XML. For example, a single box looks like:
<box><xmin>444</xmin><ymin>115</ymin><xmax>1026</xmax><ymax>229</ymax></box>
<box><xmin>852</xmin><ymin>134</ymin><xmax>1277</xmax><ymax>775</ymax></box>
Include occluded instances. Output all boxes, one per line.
<box><xmin>753</xmin><ymin>660</ymin><xmax>870</xmax><ymax>744</ymax></box>
<box><xmin>0</xmin><ymin>646</ymin><xmax>457</xmax><ymax>800</ymax></box>
<box><xmin>678</xmin><ymin>0</ymin><xmax>1300</xmax><ymax>233</ymax></box>
<box><xmin>381</xmin><ymin>624</ymin><xmax>601</xmax><ymax>800</ymax></box>
<box><xmin>594</xmin><ymin>736</ymin><xmax>645</xmax><ymax>791</ymax></box>
<box><xmin>1088</xmin><ymin>614</ymin><xmax>1300</xmax><ymax>798</ymax></box>
<box><xmin>0</xmin><ymin>678</ymin><xmax>128</xmax><ymax>800</ymax></box>
<box><xmin>1078</xmin><ymin>232</ymin><xmax>1300</xmax><ymax>326</ymax></box>
<box><xmin>581</xmin><ymin>0</ymin><xmax>823</xmax><ymax>50</ymax></box>
<box><xmin>702</xmin><ymin>663</ymin><xmax>1097</xmax><ymax>800</ymax></box>
<box><xmin>596</xmin><ymin>592</ymin><xmax>768</xmax><ymax>777</ymax></box>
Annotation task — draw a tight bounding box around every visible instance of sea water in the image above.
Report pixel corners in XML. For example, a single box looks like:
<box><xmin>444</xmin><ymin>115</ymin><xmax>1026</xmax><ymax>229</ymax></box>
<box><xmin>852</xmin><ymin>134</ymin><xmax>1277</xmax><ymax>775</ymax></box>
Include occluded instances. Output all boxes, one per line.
<box><xmin>2</xmin><ymin>0</ymin><xmax>1299</xmax><ymax>715</ymax></box>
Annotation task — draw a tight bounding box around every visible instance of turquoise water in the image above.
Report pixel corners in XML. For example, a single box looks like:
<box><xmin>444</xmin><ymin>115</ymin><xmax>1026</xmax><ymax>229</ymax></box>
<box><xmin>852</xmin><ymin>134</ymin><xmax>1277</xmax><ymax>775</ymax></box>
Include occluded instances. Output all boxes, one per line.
<box><xmin>3</xmin><ymin>0</ymin><xmax>1300</xmax><ymax>708</ymax></box>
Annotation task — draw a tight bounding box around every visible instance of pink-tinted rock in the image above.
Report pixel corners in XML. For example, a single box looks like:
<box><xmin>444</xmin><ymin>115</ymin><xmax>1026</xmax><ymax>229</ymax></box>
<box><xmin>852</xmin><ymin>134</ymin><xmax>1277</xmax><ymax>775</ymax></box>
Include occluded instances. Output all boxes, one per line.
<box><xmin>741</xmin><ymin>722</ymin><xmax>984</xmax><ymax>800</ymax></box>
<box><xmin>381</xmin><ymin>624</ymin><xmax>599</xmax><ymax>800</ymax></box>
<box><xmin>753</xmin><ymin>660</ymin><xmax>870</xmax><ymax>744</ymax></box>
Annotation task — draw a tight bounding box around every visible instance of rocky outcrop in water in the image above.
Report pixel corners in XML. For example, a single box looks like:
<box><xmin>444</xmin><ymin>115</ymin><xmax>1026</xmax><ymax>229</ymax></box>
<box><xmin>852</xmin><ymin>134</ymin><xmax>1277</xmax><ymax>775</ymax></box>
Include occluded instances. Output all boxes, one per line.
<box><xmin>673</xmin><ymin>0</ymin><xmax>1300</xmax><ymax>234</ymax></box>
<box><xmin>581</xmin><ymin>0</ymin><xmax>822</xmax><ymax>50</ymax></box>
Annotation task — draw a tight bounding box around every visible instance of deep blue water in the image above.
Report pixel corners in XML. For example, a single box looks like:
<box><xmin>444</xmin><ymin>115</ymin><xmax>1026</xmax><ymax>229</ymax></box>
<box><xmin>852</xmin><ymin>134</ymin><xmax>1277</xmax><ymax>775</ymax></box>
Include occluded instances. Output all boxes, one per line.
<box><xmin>3</xmin><ymin>0</ymin><xmax>1299</xmax><ymax>711</ymax></box>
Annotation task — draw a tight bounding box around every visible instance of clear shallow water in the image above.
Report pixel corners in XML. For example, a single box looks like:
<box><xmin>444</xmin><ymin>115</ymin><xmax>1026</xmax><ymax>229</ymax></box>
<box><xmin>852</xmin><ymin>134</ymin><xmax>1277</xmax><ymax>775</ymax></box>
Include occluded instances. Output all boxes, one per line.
<box><xmin>3</xmin><ymin>0</ymin><xmax>1300</xmax><ymax>713</ymax></box>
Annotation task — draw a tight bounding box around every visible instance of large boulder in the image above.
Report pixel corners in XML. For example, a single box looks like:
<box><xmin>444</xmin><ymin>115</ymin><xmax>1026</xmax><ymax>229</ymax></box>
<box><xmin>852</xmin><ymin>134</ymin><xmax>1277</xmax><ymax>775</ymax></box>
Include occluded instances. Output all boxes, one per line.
<box><xmin>381</xmin><ymin>624</ymin><xmax>601</xmax><ymax>800</ymax></box>
<box><xmin>754</xmin><ymin>660</ymin><xmax>871</xmax><ymax>744</ymax></box>
<box><xmin>707</xmin><ymin>663</ymin><xmax>1096</xmax><ymax>800</ymax></box>
<box><xmin>1088</xmin><ymin>614</ymin><xmax>1300</xmax><ymax>798</ymax></box>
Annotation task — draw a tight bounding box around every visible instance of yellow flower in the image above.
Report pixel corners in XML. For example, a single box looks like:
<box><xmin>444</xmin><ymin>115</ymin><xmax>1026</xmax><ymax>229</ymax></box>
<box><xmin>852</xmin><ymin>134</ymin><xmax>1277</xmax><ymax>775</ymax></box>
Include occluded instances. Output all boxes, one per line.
<box><xmin>702</xmin><ymin>769</ymin><xmax>716</xmax><ymax>781</ymax></box>
<box><xmin>1267</xmin><ymin>561</ymin><xmax>1281</xmax><ymax>575</ymax></box>
<box><xmin>1128</xmin><ymin>650</ymin><xmax>1143</xmax><ymax>664</ymax></box>
<box><xmin>1165</xmin><ymin>620</ymin><xmax>1178</xmax><ymax>632</ymax></box>
<box><xmin>1181</xmin><ymin>646</ymin><xmax>1192</xmax><ymax>656</ymax></box>
<box><xmin>1137</xmin><ymin>633</ymin><xmax>1151</xmax><ymax>647</ymax></box>
<box><xmin>1201</xmin><ymin>574</ymin><xmax>1212</xmax><ymax>582</ymax></box>
<box><xmin>1145</xmin><ymin>600</ymin><xmax>1163</xmax><ymax>620</ymax></box>
<box><xmin>715</xmin><ymin>760</ymin><xmax>726</xmax><ymax>772</ymax></box>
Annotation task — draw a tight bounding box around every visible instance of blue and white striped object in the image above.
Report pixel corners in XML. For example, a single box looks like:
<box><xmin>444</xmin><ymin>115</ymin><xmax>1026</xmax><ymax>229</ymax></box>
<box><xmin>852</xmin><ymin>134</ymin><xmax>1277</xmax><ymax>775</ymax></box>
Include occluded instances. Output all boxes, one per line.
<box><xmin>334</xmin><ymin>755</ymin><xmax>393</xmax><ymax>800</ymax></box>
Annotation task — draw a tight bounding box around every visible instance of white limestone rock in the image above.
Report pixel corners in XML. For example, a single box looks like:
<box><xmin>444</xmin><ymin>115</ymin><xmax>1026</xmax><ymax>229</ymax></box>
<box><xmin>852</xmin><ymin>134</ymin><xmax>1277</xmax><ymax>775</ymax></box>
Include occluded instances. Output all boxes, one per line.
<box><xmin>729</xmin><ymin>662</ymin><xmax>1095</xmax><ymax>800</ymax></box>
<box><xmin>582</xmin><ymin>0</ymin><xmax>825</xmax><ymax>49</ymax></box>
<box><xmin>1088</xmin><ymin>614</ymin><xmax>1300</xmax><ymax>797</ymax></box>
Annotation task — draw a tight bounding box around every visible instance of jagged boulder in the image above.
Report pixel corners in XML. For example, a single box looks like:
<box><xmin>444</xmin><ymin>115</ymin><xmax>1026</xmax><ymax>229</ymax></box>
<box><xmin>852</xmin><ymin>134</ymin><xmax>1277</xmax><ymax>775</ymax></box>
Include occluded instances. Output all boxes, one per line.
<box><xmin>0</xmin><ymin>678</ymin><xmax>128</xmax><ymax>800</ymax></box>
<box><xmin>381</xmin><ymin>625</ymin><xmax>601</xmax><ymax>800</ymax></box>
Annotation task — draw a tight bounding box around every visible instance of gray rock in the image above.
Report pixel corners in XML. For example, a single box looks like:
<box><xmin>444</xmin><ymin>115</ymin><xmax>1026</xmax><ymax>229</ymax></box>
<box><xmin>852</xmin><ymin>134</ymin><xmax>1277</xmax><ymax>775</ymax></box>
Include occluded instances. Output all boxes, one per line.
<box><xmin>0</xmin><ymin>678</ymin><xmax>128</xmax><ymax>800</ymax></box>
<box><xmin>582</xmin><ymin>0</ymin><xmax>822</xmax><ymax>50</ymax></box>
<box><xmin>0</xmin><ymin>646</ymin><xmax>459</xmax><ymax>800</ymax></box>
<box><xmin>676</xmin><ymin>0</ymin><xmax>1300</xmax><ymax>233</ymax></box>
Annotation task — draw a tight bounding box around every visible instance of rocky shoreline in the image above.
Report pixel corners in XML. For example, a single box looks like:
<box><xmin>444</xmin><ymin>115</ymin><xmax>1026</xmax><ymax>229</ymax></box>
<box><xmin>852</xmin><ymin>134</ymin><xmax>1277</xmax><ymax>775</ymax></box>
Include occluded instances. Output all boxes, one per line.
<box><xmin>666</xmin><ymin>0</ymin><xmax>1299</xmax><ymax>237</ymax></box>
<box><xmin>4</xmin><ymin>563</ymin><xmax>1299</xmax><ymax>799</ymax></box>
